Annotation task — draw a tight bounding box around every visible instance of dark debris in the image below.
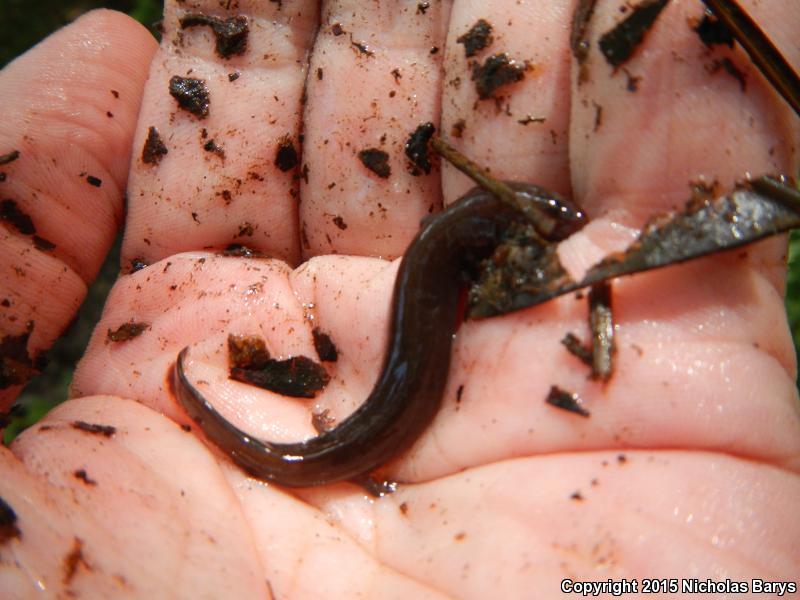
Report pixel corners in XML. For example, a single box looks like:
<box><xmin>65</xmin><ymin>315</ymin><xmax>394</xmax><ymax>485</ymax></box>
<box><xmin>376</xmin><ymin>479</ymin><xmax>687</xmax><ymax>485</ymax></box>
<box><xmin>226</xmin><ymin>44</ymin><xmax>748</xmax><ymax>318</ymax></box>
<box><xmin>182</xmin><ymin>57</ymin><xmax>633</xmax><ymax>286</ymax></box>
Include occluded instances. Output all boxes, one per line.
<box><xmin>32</xmin><ymin>235</ymin><xmax>56</xmax><ymax>252</ymax></box>
<box><xmin>73</xmin><ymin>469</ymin><xmax>97</xmax><ymax>486</ymax></box>
<box><xmin>169</xmin><ymin>76</ymin><xmax>210</xmax><ymax>118</ymax></box>
<box><xmin>404</xmin><ymin>122</ymin><xmax>436</xmax><ymax>175</ymax></box>
<box><xmin>358</xmin><ymin>148</ymin><xmax>391</xmax><ymax>178</ymax></box>
<box><xmin>351</xmin><ymin>38</ymin><xmax>374</xmax><ymax>57</ymax></box>
<box><xmin>0</xmin><ymin>321</ymin><xmax>40</xmax><ymax>389</ymax></box>
<box><xmin>221</xmin><ymin>244</ymin><xmax>268</xmax><ymax>258</ymax></box>
<box><xmin>694</xmin><ymin>9</ymin><xmax>734</xmax><ymax>48</ymax></box>
<box><xmin>312</xmin><ymin>327</ymin><xmax>338</xmax><ymax>362</ymax></box>
<box><xmin>129</xmin><ymin>258</ymin><xmax>149</xmax><ymax>273</ymax></box>
<box><xmin>471</xmin><ymin>53</ymin><xmax>527</xmax><ymax>100</ymax></box>
<box><xmin>203</xmin><ymin>138</ymin><xmax>225</xmax><ymax>159</ymax></box>
<box><xmin>311</xmin><ymin>408</ymin><xmax>335</xmax><ymax>433</ymax></box>
<box><xmin>546</xmin><ymin>386</ymin><xmax>590</xmax><ymax>418</ymax></box>
<box><xmin>107</xmin><ymin>322</ymin><xmax>149</xmax><ymax>343</ymax></box>
<box><xmin>598</xmin><ymin>0</ymin><xmax>669</xmax><ymax>68</ymax></box>
<box><xmin>231</xmin><ymin>355</ymin><xmax>330</xmax><ymax>399</ymax></box>
<box><xmin>571</xmin><ymin>0</ymin><xmax>598</xmax><ymax>64</ymax></box>
<box><xmin>467</xmin><ymin>177</ymin><xmax>800</xmax><ymax>319</ymax></box>
<box><xmin>228</xmin><ymin>334</ymin><xmax>330</xmax><ymax>398</ymax></box>
<box><xmin>274</xmin><ymin>136</ymin><xmax>298</xmax><ymax>172</ymax></box>
<box><xmin>0</xmin><ymin>198</ymin><xmax>36</xmax><ymax>235</ymax></box>
<box><xmin>587</xmin><ymin>282</ymin><xmax>615</xmax><ymax>381</ymax></box>
<box><xmin>228</xmin><ymin>334</ymin><xmax>271</xmax><ymax>370</ymax></box>
<box><xmin>62</xmin><ymin>537</ymin><xmax>88</xmax><ymax>584</ymax></box>
<box><xmin>451</xmin><ymin>119</ymin><xmax>466</xmax><ymax>138</ymax></box>
<box><xmin>456</xmin><ymin>19</ymin><xmax>493</xmax><ymax>58</ymax></box>
<box><xmin>562</xmin><ymin>332</ymin><xmax>593</xmax><ymax>366</ymax></box>
<box><xmin>467</xmin><ymin>220</ymin><xmax>568</xmax><ymax>318</ymax></box>
<box><xmin>0</xmin><ymin>150</ymin><xmax>20</xmax><ymax>166</ymax></box>
<box><xmin>179</xmin><ymin>13</ymin><xmax>249</xmax><ymax>58</ymax></box>
<box><xmin>71</xmin><ymin>421</ymin><xmax>117</xmax><ymax>437</ymax></box>
<box><xmin>709</xmin><ymin>57</ymin><xmax>747</xmax><ymax>91</ymax></box>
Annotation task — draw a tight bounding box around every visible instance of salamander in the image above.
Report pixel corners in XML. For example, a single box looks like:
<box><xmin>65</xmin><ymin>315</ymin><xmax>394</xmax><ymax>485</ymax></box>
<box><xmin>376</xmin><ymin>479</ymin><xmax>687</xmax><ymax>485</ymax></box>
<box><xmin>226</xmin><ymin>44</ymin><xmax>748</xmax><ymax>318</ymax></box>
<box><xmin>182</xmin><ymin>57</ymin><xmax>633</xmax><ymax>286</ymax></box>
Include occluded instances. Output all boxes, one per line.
<box><xmin>172</xmin><ymin>181</ymin><xmax>586</xmax><ymax>487</ymax></box>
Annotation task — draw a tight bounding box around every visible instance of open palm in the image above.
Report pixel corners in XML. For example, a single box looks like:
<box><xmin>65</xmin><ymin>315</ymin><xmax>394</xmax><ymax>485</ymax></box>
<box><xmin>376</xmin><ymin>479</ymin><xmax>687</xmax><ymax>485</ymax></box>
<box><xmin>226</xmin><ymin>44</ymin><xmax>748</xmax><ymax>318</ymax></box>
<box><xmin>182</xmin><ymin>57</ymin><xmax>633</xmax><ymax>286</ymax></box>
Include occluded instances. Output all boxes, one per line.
<box><xmin>1</xmin><ymin>1</ymin><xmax>798</xmax><ymax>597</ymax></box>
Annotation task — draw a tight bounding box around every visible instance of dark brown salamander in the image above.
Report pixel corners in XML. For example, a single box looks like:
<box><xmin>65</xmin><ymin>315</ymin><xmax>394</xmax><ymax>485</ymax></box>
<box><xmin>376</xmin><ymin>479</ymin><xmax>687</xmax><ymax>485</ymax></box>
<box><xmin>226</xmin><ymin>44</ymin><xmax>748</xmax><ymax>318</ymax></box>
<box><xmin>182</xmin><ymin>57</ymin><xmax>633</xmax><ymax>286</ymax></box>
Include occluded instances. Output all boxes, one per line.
<box><xmin>172</xmin><ymin>0</ymin><xmax>800</xmax><ymax>490</ymax></box>
<box><xmin>173</xmin><ymin>182</ymin><xmax>587</xmax><ymax>487</ymax></box>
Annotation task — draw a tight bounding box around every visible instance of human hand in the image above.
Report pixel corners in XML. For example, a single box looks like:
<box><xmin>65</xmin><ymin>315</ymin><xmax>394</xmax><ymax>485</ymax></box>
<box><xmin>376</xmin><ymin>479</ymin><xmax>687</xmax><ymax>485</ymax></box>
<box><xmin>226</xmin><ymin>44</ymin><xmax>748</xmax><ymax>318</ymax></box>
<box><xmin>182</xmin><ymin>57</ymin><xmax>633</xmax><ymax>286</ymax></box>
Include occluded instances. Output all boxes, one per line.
<box><xmin>1</xmin><ymin>1</ymin><xmax>798</xmax><ymax>597</ymax></box>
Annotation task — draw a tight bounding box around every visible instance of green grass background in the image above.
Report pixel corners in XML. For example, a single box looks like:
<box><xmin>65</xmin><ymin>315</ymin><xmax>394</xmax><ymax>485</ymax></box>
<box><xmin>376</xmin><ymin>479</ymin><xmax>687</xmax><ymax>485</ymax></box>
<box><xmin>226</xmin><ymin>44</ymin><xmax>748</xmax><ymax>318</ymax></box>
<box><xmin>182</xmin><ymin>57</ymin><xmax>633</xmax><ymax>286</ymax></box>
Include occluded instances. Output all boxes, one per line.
<box><xmin>2</xmin><ymin>1</ymin><xmax>799</xmax><ymax>442</ymax></box>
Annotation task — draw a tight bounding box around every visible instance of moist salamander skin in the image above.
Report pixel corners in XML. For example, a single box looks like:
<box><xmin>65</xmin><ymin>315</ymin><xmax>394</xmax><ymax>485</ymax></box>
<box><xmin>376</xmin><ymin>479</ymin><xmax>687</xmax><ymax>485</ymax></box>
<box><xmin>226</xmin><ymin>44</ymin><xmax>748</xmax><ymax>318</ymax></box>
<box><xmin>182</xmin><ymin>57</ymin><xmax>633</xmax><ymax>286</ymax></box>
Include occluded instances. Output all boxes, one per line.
<box><xmin>173</xmin><ymin>183</ymin><xmax>586</xmax><ymax>487</ymax></box>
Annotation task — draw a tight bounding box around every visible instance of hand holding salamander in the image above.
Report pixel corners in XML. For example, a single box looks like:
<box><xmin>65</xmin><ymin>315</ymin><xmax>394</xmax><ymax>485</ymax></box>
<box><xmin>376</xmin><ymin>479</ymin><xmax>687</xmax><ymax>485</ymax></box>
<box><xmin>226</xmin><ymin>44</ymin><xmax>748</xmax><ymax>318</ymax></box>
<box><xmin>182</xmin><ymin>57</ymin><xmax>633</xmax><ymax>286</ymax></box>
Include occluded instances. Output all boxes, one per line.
<box><xmin>174</xmin><ymin>0</ymin><xmax>800</xmax><ymax>492</ymax></box>
<box><xmin>173</xmin><ymin>142</ymin><xmax>588</xmax><ymax>489</ymax></box>
<box><xmin>1</xmin><ymin>1</ymin><xmax>798</xmax><ymax>593</ymax></box>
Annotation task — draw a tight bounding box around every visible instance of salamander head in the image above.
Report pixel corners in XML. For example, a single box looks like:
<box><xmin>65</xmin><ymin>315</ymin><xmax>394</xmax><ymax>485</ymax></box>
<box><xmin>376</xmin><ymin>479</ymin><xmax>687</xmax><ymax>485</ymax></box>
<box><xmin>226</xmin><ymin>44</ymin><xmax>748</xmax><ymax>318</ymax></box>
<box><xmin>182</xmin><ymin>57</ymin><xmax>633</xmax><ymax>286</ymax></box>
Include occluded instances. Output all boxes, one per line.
<box><xmin>506</xmin><ymin>181</ymin><xmax>588</xmax><ymax>241</ymax></box>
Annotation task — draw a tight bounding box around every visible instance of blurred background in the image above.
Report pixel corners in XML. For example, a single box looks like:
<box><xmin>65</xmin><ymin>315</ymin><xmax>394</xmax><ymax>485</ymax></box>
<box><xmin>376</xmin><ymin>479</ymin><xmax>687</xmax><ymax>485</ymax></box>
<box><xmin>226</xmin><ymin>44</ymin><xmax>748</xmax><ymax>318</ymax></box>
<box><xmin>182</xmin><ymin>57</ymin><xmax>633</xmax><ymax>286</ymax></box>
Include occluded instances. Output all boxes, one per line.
<box><xmin>1</xmin><ymin>0</ymin><xmax>163</xmax><ymax>68</ymax></box>
<box><xmin>1</xmin><ymin>1</ymin><xmax>799</xmax><ymax>442</ymax></box>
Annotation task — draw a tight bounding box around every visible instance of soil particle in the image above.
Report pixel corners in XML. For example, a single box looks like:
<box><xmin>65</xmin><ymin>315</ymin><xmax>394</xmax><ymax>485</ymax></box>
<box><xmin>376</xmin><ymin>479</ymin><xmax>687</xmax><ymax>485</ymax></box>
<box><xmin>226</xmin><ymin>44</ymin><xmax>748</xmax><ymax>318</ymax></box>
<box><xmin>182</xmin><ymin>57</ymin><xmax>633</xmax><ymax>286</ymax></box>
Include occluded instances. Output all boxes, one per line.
<box><xmin>274</xmin><ymin>136</ymin><xmax>299</xmax><ymax>172</ymax></box>
<box><xmin>179</xmin><ymin>13</ymin><xmax>249</xmax><ymax>58</ymax></box>
<box><xmin>471</xmin><ymin>53</ymin><xmax>527</xmax><ymax>100</ymax></box>
<box><xmin>0</xmin><ymin>198</ymin><xmax>36</xmax><ymax>235</ymax></box>
<box><xmin>142</xmin><ymin>126</ymin><xmax>168</xmax><ymax>165</ymax></box>
<box><xmin>312</xmin><ymin>327</ymin><xmax>338</xmax><ymax>362</ymax></box>
<box><xmin>598</xmin><ymin>0</ymin><xmax>669</xmax><ymax>68</ymax></box>
<box><xmin>358</xmin><ymin>148</ymin><xmax>391</xmax><ymax>178</ymax></box>
<box><xmin>456</xmin><ymin>19</ymin><xmax>494</xmax><ymax>58</ymax></box>
<box><xmin>0</xmin><ymin>150</ymin><xmax>20</xmax><ymax>166</ymax></box>
<box><xmin>545</xmin><ymin>386</ymin><xmax>590</xmax><ymax>417</ymax></box>
<box><xmin>404</xmin><ymin>122</ymin><xmax>436</xmax><ymax>175</ymax></box>
<box><xmin>107</xmin><ymin>322</ymin><xmax>149</xmax><ymax>342</ymax></box>
<box><xmin>169</xmin><ymin>76</ymin><xmax>210</xmax><ymax>118</ymax></box>
<box><xmin>71</xmin><ymin>421</ymin><xmax>117</xmax><ymax>437</ymax></box>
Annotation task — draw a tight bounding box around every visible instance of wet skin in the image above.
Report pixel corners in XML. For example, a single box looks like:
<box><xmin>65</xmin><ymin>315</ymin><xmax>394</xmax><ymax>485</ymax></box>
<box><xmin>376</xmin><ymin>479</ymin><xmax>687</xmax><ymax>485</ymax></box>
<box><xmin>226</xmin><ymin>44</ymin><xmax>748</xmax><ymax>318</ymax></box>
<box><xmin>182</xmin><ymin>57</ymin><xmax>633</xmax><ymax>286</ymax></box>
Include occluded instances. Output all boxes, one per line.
<box><xmin>1</xmin><ymin>1</ymin><xmax>798</xmax><ymax>597</ymax></box>
<box><xmin>174</xmin><ymin>182</ymin><xmax>587</xmax><ymax>487</ymax></box>
<box><xmin>172</xmin><ymin>0</ymin><xmax>800</xmax><ymax>485</ymax></box>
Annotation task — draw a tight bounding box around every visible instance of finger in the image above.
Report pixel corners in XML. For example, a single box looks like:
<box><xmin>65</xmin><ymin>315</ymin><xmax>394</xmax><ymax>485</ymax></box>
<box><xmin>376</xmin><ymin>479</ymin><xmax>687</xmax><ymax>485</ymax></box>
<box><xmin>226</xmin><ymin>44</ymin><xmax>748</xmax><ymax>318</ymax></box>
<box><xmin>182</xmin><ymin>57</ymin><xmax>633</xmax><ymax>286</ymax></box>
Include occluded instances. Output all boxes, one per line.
<box><xmin>560</xmin><ymin>0</ymin><xmax>799</xmax><ymax>301</ymax></box>
<box><xmin>570</xmin><ymin>0</ymin><xmax>799</xmax><ymax>222</ymax></box>
<box><xmin>122</xmin><ymin>1</ymin><xmax>319</xmax><ymax>270</ymax></box>
<box><xmin>440</xmin><ymin>0</ymin><xmax>575</xmax><ymax>202</ymax></box>
<box><xmin>71</xmin><ymin>254</ymin><xmax>302</xmax><ymax>429</ymax></box>
<box><xmin>300</xmin><ymin>0</ymin><xmax>451</xmax><ymax>259</ymax></box>
<box><xmin>1</xmin><ymin>396</ymin><xmax>267</xmax><ymax>596</ymax></box>
<box><xmin>0</xmin><ymin>10</ymin><xmax>157</xmax><ymax>407</ymax></box>
<box><xmin>557</xmin><ymin>0</ymin><xmax>800</xmax><ymax>463</ymax></box>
